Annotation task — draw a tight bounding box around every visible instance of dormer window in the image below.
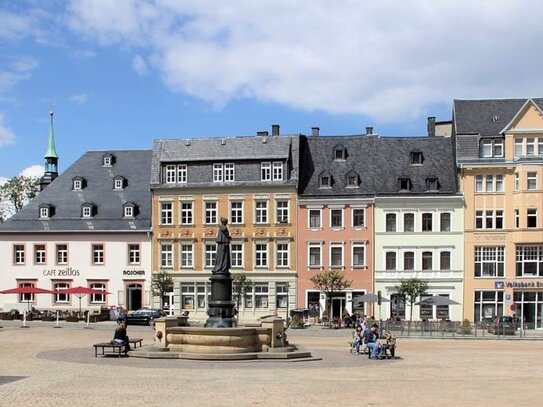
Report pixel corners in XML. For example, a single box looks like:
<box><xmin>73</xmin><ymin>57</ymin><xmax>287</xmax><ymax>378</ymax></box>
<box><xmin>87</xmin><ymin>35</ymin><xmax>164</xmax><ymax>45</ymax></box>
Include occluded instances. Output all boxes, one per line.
<box><xmin>410</xmin><ymin>151</ymin><xmax>423</xmax><ymax>165</ymax></box>
<box><xmin>123</xmin><ymin>202</ymin><xmax>138</xmax><ymax>218</ymax></box>
<box><xmin>319</xmin><ymin>172</ymin><xmax>332</xmax><ymax>188</ymax></box>
<box><xmin>40</xmin><ymin>207</ymin><xmax>49</xmax><ymax>218</ymax></box>
<box><xmin>102</xmin><ymin>153</ymin><xmax>115</xmax><ymax>167</ymax></box>
<box><xmin>38</xmin><ymin>203</ymin><xmax>55</xmax><ymax>219</ymax></box>
<box><xmin>114</xmin><ymin>176</ymin><xmax>126</xmax><ymax>190</ymax></box>
<box><xmin>72</xmin><ymin>176</ymin><xmax>86</xmax><ymax>190</ymax></box>
<box><xmin>398</xmin><ymin>177</ymin><xmax>412</xmax><ymax>191</ymax></box>
<box><xmin>333</xmin><ymin>144</ymin><xmax>347</xmax><ymax>161</ymax></box>
<box><xmin>346</xmin><ymin>171</ymin><xmax>359</xmax><ymax>188</ymax></box>
<box><xmin>81</xmin><ymin>203</ymin><xmax>96</xmax><ymax>218</ymax></box>
<box><xmin>426</xmin><ymin>177</ymin><xmax>439</xmax><ymax>191</ymax></box>
<box><xmin>480</xmin><ymin>139</ymin><xmax>503</xmax><ymax>158</ymax></box>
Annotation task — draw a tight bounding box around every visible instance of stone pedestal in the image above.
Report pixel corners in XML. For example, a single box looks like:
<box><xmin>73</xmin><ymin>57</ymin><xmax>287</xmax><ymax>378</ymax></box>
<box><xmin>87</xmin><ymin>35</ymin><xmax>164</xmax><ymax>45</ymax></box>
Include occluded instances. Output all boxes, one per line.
<box><xmin>205</xmin><ymin>272</ymin><xmax>236</xmax><ymax>328</ymax></box>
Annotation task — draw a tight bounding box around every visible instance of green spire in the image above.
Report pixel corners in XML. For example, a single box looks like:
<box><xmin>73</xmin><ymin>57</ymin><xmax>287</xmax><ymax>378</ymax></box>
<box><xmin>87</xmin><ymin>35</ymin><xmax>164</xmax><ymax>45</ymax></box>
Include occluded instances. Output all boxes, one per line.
<box><xmin>45</xmin><ymin>110</ymin><xmax>58</xmax><ymax>159</ymax></box>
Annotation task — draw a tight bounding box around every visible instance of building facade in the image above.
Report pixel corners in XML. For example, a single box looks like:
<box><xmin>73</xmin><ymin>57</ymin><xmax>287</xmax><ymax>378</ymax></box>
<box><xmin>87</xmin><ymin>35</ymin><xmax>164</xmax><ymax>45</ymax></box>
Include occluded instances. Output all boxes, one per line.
<box><xmin>455</xmin><ymin>99</ymin><xmax>543</xmax><ymax>327</ymax></box>
<box><xmin>150</xmin><ymin>129</ymin><xmax>299</xmax><ymax>323</ymax></box>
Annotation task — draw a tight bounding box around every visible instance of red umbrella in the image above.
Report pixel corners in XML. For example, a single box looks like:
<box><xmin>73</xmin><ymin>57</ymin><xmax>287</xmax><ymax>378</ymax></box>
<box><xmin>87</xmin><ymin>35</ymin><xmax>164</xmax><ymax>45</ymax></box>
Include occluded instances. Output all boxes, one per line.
<box><xmin>0</xmin><ymin>286</ymin><xmax>55</xmax><ymax>295</ymax></box>
<box><xmin>55</xmin><ymin>286</ymin><xmax>110</xmax><ymax>315</ymax></box>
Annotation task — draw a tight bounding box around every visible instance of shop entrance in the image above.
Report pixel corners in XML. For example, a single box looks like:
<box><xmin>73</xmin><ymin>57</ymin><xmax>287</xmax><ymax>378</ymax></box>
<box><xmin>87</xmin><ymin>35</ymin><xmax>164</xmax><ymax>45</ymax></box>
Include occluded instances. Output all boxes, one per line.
<box><xmin>331</xmin><ymin>295</ymin><xmax>346</xmax><ymax>320</ymax></box>
<box><xmin>126</xmin><ymin>283</ymin><xmax>142</xmax><ymax>311</ymax></box>
<box><xmin>514</xmin><ymin>291</ymin><xmax>543</xmax><ymax>329</ymax></box>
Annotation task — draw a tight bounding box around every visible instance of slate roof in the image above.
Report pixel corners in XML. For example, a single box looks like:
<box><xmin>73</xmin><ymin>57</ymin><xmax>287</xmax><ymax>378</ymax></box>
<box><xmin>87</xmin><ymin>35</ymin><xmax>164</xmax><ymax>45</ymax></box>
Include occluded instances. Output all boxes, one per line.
<box><xmin>0</xmin><ymin>150</ymin><xmax>152</xmax><ymax>232</ymax></box>
<box><xmin>299</xmin><ymin>135</ymin><xmax>458</xmax><ymax>197</ymax></box>
<box><xmin>151</xmin><ymin>135</ymin><xmax>299</xmax><ymax>187</ymax></box>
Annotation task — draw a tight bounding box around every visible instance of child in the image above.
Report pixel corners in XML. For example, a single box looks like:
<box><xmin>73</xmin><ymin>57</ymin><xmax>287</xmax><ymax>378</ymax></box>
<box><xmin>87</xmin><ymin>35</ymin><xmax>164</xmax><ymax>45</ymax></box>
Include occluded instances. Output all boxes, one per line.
<box><xmin>350</xmin><ymin>325</ymin><xmax>364</xmax><ymax>354</ymax></box>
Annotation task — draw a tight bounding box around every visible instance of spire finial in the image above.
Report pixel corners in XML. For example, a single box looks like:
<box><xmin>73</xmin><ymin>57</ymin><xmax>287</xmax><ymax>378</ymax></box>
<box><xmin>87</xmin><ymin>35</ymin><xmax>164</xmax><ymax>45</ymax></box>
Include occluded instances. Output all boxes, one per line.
<box><xmin>44</xmin><ymin>107</ymin><xmax>58</xmax><ymax>159</ymax></box>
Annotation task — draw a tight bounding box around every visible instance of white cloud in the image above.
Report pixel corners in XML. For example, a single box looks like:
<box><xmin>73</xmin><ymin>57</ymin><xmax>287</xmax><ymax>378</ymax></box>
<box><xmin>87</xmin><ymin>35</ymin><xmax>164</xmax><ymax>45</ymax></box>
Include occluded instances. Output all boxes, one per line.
<box><xmin>59</xmin><ymin>1</ymin><xmax>543</xmax><ymax>121</ymax></box>
<box><xmin>132</xmin><ymin>54</ymin><xmax>149</xmax><ymax>76</ymax></box>
<box><xmin>0</xmin><ymin>114</ymin><xmax>15</xmax><ymax>147</ymax></box>
<box><xmin>20</xmin><ymin>164</ymin><xmax>43</xmax><ymax>178</ymax></box>
<box><xmin>0</xmin><ymin>55</ymin><xmax>38</xmax><ymax>93</ymax></box>
<box><xmin>68</xmin><ymin>94</ymin><xmax>88</xmax><ymax>105</ymax></box>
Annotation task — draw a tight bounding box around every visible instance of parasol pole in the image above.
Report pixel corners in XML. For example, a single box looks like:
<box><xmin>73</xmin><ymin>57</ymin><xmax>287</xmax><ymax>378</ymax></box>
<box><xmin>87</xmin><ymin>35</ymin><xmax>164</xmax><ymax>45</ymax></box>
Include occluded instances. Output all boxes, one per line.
<box><xmin>54</xmin><ymin>310</ymin><xmax>61</xmax><ymax>328</ymax></box>
<box><xmin>21</xmin><ymin>310</ymin><xmax>29</xmax><ymax>328</ymax></box>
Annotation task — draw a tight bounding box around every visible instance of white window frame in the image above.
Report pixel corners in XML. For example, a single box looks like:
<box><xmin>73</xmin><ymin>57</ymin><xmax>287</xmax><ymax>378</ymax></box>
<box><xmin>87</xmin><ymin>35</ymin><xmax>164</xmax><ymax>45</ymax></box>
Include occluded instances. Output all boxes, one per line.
<box><xmin>527</xmin><ymin>172</ymin><xmax>537</xmax><ymax>190</ymax></box>
<box><xmin>308</xmin><ymin>209</ymin><xmax>322</xmax><ymax>229</ymax></box>
<box><xmin>13</xmin><ymin>245</ymin><xmax>25</xmax><ymax>265</ymax></box>
<box><xmin>385</xmin><ymin>251</ymin><xmax>397</xmax><ymax>271</ymax></box>
<box><xmin>205</xmin><ymin>243</ymin><xmax>216</xmax><ymax>268</ymax></box>
<box><xmin>128</xmin><ymin>244</ymin><xmax>140</xmax><ymax>265</ymax></box>
<box><xmin>53</xmin><ymin>282</ymin><xmax>70</xmax><ymax>304</ymax></box>
<box><xmin>255</xmin><ymin>200</ymin><xmax>268</xmax><ymax>224</ymax></box>
<box><xmin>440</xmin><ymin>212</ymin><xmax>451</xmax><ymax>232</ymax></box>
<box><xmin>403</xmin><ymin>212</ymin><xmax>415</xmax><ymax>232</ymax></box>
<box><xmin>56</xmin><ymin>244</ymin><xmax>68</xmax><ymax>265</ymax></box>
<box><xmin>40</xmin><ymin>207</ymin><xmax>49</xmax><ymax>218</ymax></box>
<box><xmin>475</xmin><ymin>209</ymin><xmax>504</xmax><ymax>230</ymax></box>
<box><xmin>272</xmin><ymin>162</ymin><xmax>283</xmax><ymax>181</ymax></box>
<box><xmin>515</xmin><ymin>245</ymin><xmax>543</xmax><ymax>277</ymax></box>
<box><xmin>527</xmin><ymin>208</ymin><xmax>538</xmax><ymax>228</ymax></box>
<box><xmin>440</xmin><ymin>251</ymin><xmax>451</xmax><ymax>271</ymax></box>
<box><xmin>165</xmin><ymin>164</ymin><xmax>176</xmax><ymax>184</ymax></box>
<box><xmin>160</xmin><ymin>202</ymin><xmax>173</xmax><ymax>225</ymax></box>
<box><xmin>90</xmin><ymin>282</ymin><xmax>106</xmax><ymax>303</ymax></box>
<box><xmin>352</xmin><ymin>208</ymin><xmax>365</xmax><ymax>228</ymax></box>
<box><xmin>385</xmin><ymin>213</ymin><xmax>397</xmax><ymax>232</ymax></box>
<box><xmin>177</xmin><ymin>164</ymin><xmax>187</xmax><ymax>183</ymax></box>
<box><xmin>73</xmin><ymin>179</ymin><xmax>82</xmax><ymax>190</ymax></box>
<box><xmin>92</xmin><ymin>244</ymin><xmax>104</xmax><ymax>265</ymax></box>
<box><xmin>330</xmin><ymin>244</ymin><xmax>344</xmax><ymax>268</ymax></box>
<box><xmin>224</xmin><ymin>163</ymin><xmax>235</xmax><ymax>182</ymax></box>
<box><xmin>34</xmin><ymin>244</ymin><xmax>46</xmax><ymax>264</ymax></box>
<box><xmin>160</xmin><ymin>243</ymin><xmax>173</xmax><ymax>268</ymax></box>
<box><xmin>261</xmin><ymin>162</ymin><xmax>271</xmax><ymax>181</ymax></box>
<box><xmin>352</xmin><ymin>243</ymin><xmax>366</xmax><ymax>268</ymax></box>
<box><xmin>204</xmin><ymin>201</ymin><xmax>217</xmax><ymax>225</ymax></box>
<box><xmin>330</xmin><ymin>208</ymin><xmax>343</xmax><ymax>229</ymax></box>
<box><xmin>255</xmin><ymin>242</ymin><xmax>268</xmax><ymax>268</ymax></box>
<box><xmin>230</xmin><ymin>201</ymin><xmax>244</xmax><ymax>224</ymax></box>
<box><xmin>308</xmin><ymin>244</ymin><xmax>322</xmax><ymax>268</ymax></box>
<box><xmin>276</xmin><ymin>242</ymin><xmax>289</xmax><ymax>268</ymax></box>
<box><xmin>231</xmin><ymin>242</ymin><xmax>243</xmax><ymax>268</ymax></box>
<box><xmin>114</xmin><ymin>179</ymin><xmax>123</xmax><ymax>189</ymax></box>
<box><xmin>276</xmin><ymin>200</ymin><xmax>289</xmax><ymax>224</ymax></box>
<box><xmin>180</xmin><ymin>243</ymin><xmax>193</xmax><ymax>268</ymax></box>
<box><xmin>124</xmin><ymin>206</ymin><xmax>133</xmax><ymax>217</ymax></box>
<box><xmin>82</xmin><ymin>206</ymin><xmax>92</xmax><ymax>218</ymax></box>
<box><xmin>213</xmin><ymin>163</ymin><xmax>224</xmax><ymax>182</ymax></box>
<box><xmin>474</xmin><ymin>246</ymin><xmax>505</xmax><ymax>278</ymax></box>
<box><xmin>422</xmin><ymin>251</ymin><xmax>433</xmax><ymax>271</ymax></box>
<box><xmin>422</xmin><ymin>213</ymin><xmax>433</xmax><ymax>232</ymax></box>
<box><xmin>180</xmin><ymin>202</ymin><xmax>193</xmax><ymax>225</ymax></box>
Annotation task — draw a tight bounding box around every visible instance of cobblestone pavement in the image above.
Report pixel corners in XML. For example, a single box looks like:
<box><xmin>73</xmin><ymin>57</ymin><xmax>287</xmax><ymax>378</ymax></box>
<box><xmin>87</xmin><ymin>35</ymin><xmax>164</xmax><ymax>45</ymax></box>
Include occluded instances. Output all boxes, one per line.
<box><xmin>0</xmin><ymin>321</ymin><xmax>542</xmax><ymax>407</ymax></box>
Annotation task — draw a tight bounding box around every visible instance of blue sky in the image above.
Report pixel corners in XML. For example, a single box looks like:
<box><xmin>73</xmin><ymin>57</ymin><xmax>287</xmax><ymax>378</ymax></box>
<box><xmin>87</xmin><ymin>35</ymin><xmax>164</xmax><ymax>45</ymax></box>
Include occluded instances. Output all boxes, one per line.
<box><xmin>2</xmin><ymin>0</ymin><xmax>543</xmax><ymax>180</ymax></box>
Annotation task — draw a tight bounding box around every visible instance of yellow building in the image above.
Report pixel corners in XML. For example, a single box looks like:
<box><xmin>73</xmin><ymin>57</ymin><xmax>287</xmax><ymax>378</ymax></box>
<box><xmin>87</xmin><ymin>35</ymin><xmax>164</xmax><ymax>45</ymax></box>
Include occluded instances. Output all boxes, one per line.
<box><xmin>455</xmin><ymin>99</ymin><xmax>543</xmax><ymax>327</ymax></box>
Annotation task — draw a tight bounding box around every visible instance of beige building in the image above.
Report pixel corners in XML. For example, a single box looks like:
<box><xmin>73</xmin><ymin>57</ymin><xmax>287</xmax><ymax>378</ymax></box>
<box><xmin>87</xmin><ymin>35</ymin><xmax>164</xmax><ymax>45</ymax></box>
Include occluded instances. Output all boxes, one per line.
<box><xmin>455</xmin><ymin>99</ymin><xmax>543</xmax><ymax>327</ymax></box>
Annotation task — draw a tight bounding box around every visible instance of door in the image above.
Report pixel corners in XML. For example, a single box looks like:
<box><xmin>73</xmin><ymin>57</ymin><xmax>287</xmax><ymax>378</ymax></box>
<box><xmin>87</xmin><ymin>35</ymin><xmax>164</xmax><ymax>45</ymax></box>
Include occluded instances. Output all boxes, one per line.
<box><xmin>332</xmin><ymin>296</ymin><xmax>345</xmax><ymax>320</ymax></box>
<box><xmin>126</xmin><ymin>283</ymin><xmax>142</xmax><ymax>311</ymax></box>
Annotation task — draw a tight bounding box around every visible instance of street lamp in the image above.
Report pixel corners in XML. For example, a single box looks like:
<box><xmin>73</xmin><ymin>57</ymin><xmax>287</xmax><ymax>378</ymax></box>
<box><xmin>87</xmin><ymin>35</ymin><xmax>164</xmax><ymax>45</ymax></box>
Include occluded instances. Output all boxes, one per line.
<box><xmin>285</xmin><ymin>282</ymin><xmax>290</xmax><ymax>328</ymax></box>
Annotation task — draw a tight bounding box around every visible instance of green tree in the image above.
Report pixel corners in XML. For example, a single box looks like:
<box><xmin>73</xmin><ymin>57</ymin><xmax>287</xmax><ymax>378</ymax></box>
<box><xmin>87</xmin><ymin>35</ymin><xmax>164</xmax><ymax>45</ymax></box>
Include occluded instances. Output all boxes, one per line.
<box><xmin>233</xmin><ymin>272</ymin><xmax>253</xmax><ymax>318</ymax></box>
<box><xmin>151</xmin><ymin>270</ymin><xmax>174</xmax><ymax>310</ymax></box>
<box><xmin>310</xmin><ymin>269</ymin><xmax>352</xmax><ymax>327</ymax></box>
<box><xmin>395</xmin><ymin>278</ymin><xmax>429</xmax><ymax>321</ymax></box>
<box><xmin>0</xmin><ymin>175</ymin><xmax>40</xmax><ymax>221</ymax></box>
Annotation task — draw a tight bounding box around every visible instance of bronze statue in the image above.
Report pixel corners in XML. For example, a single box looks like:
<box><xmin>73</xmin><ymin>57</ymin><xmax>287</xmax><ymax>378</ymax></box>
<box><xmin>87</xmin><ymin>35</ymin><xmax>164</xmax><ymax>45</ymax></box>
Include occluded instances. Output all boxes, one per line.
<box><xmin>212</xmin><ymin>217</ymin><xmax>231</xmax><ymax>274</ymax></box>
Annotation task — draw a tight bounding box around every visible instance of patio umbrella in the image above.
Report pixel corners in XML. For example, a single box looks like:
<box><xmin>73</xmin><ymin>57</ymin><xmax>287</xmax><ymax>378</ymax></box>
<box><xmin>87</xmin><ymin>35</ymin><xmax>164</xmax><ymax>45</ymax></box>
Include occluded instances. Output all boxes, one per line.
<box><xmin>416</xmin><ymin>296</ymin><xmax>460</xmax><ymax>306</ymax></box>
<box><xmin>0</xmin><ymin>286</ymin><xmax>55</xmax><ymax>327</ymax></box>
<box><xmin>55</xmin><ymin>286</ymin><xmax>110</xmax><ymax>315</ymax></box>
<box><xmin>352</xmin><ymin>293</ymin><xmax>390</xmax><ymax>304</ymax></box>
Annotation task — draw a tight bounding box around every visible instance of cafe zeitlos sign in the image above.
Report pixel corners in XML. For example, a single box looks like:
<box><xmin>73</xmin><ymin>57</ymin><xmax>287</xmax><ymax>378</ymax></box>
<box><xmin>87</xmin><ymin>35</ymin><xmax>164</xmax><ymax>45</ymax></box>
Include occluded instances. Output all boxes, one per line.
<box><xmin>42</xmin><ymin>267</ymin><xmax>146</xmax><ymax>277</ymax></box>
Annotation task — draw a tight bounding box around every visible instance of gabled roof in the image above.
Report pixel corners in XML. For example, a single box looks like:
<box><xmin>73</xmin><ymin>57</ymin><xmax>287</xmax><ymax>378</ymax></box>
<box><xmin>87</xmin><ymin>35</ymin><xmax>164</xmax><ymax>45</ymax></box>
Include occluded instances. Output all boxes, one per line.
<box><xmin>299</xmin><ymin>135</ymin><xmax>458</xmax><ymax>197</ymax></box>
<box><xmin>0</xmin><ymin>150</ymin><xmax>152</xmax><ymax>232</ymax></box>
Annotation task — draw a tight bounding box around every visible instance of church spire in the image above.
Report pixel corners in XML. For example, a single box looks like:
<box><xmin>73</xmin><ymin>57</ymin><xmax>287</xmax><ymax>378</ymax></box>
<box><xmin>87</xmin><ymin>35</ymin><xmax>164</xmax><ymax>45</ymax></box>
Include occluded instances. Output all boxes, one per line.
<box><xmin>40</xmin><ymin>109</ymin><xmax>59</xmax><ymax>191</ymax></box>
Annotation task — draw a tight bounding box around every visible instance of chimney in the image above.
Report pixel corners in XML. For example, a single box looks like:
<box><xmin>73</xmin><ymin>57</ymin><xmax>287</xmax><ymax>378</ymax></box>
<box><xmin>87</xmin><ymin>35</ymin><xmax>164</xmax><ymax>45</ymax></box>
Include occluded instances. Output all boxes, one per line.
<box><xmin>311</xmin><ymin>127</ymin><xmax>320</xmax><ymax>137</ymax></box>
<box><xmin>271</xmin><ymin>124</ymin><xmax>280</xmax><ymax>136</ymax></box>
<box><xmin>365</xmin><ymin>126</ymin><xmax>373</xmax><ymax>136</ymax></box>
<box><xmin>427</xmin><ymin>117</ymin><xmax>436</xmax><ymax>137</ymax></box>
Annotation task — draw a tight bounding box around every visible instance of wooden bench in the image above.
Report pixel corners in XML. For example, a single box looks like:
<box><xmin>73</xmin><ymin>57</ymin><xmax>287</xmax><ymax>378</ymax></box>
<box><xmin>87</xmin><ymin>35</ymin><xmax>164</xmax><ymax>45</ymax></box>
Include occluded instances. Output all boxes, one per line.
<box><xmin>93</xmin><ymin>342</ymin><xmax>128</xmax><ymax>357</ymax></box>
<box><xmin>128</xmin><ymin>338</ymin><xmax>143</xmax><ymax>348</ymax></box>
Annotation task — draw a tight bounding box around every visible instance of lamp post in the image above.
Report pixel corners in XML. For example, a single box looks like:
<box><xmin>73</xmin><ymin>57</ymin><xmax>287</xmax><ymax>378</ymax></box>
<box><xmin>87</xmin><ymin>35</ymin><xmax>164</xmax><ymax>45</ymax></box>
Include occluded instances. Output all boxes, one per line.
<box><xmin>285</xmin><ymin>282</ymin><xmax>290</xmax><ymax>329</ymax></box>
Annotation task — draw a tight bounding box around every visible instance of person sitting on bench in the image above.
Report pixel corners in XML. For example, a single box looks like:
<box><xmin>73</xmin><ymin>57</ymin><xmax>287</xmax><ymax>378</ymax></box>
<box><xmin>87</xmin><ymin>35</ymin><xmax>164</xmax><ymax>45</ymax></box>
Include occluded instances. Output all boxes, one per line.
<box><xmin>111</xmin><ymin>321</ymin><xmax>131</xmax><ymax>351</ymax></box>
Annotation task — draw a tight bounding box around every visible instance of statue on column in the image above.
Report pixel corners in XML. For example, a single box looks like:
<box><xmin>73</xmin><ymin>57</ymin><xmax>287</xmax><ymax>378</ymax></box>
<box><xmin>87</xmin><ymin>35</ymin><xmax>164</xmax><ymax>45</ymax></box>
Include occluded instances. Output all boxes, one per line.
<box><xmin>212</xmin><ymin>217</ymin><xmax>231</xmax><ymax>274</ymax></box>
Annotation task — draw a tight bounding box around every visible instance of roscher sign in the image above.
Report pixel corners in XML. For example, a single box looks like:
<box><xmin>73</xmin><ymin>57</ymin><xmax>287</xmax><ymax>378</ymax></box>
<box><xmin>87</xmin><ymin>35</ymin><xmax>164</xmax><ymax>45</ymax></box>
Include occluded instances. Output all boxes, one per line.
<box><xmin>123</xmin><ymin>270</ymin><xmax>145</xmax><ymax>276</ymax></box>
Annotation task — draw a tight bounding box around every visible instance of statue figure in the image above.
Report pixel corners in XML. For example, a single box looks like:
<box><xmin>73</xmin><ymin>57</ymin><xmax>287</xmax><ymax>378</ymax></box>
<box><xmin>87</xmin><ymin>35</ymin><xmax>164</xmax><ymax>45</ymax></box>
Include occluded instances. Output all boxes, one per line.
<box><xmin>212</xmin><ymin>217</ymin><xmax>231</xmax><ymax>274</ymax></box>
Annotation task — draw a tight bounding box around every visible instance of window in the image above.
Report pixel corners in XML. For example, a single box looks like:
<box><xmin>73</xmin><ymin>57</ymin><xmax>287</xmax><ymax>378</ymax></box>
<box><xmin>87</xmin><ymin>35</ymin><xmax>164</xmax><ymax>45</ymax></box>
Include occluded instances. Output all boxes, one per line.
<box><xmin>527</xmin><ymin>208</ymin><xmax>537</xmax><ymax>228</ymax></box>
<box><xmin>480</xmin><ymin>139</ymin><xmax>503</xmax><ymax>157</ymax></box>
<box><xmin>255</xmin><ymin>243</ymin><xmax>268</xmax><ymax>267</ymax></box>
<box><xmin>92</xmin><ymin>244</ymin><xmax>104</xmax><ymax>265</ymax></box>
<box><xmin>225</xmin><ymin>163</ymin><xmax>235</xmax><ymax>181</ymax></box>
<box><xmin>90</xmin><ymin>283</ymin><xmax>106</xmax><ymax>303</ymax></box>
<box><xmin>440</xmin><ymin>213</ymin><xmax>451</xmax><ymax>232</ymax></box>
<box><xmin>440</xmin><ymin>251</ymin><xmax>451</xmax><ymax>270</ymax></box>
<box><xmin>352</xmin><ymin>209</ymin><xmax>365</xmax><ymax>228</ymax></box>
<box><xmin>261</xmin><ymin>162</ymin><xmax>271</xmax><ymax>181</ymax></box>
<box><xmin>205</xmin><ymin>201</ymin><xmax>217</xmax><ymax>225</ymax></box>
<box><xmin>114</xmin><ymin>179</ymin><xmax>123</xmax><ymax>189</ymax></box>
<box><xmin>474</xmin><ymin>291</ymin><xmax>504</xmax><ymax>323</ymax></box>
<box><xmin>180</xmin><ymin>243</ymin><xmax>193</xmax><ymax>268</ymax></box>
<box><xmin>128</xmin><ymin>244</ymin><xmax>140</xmax><ymax>265</ymax></box>
<box><xmin>276</xmin><ymin>243</ymin><xmax>289</xmax><ymax>267</ymax></box>
<box><xmin>54</xmin><ymin>282</ymin><xmax>70</xmax><ymax>303</ymax></box>
<box><xmin>385</xmin><ymin>252</ymin><xmax>396</xmax><ymax>271</ymax></box>
<box><xmin>230</xmin><ymin>201</ymin><xmax>243</xmax><ymax>224</ymax></box>
<box><xmin>475</xmin><ymin>210</ymin><xmax>503</xmax><ymax>229</ymax></box>
<box><xmin>330</xmin><ymin>209</ymin><xmax>343</xmax><ymax>228</ymax></box>
<box><xmin>515</xmin><ymin>139</ymin><xmax>523</xmax><ymax>157</ymax></box>
<box><xmin>272</xmin><ymin>162</ymin><xmax>283</xmax><ymax>181</ymax></box>
<box><xmin>56</xmin><ymin>244</ymin><xmax>68</xmax><ymax>265</ymax></box>
<box><xmin>347</xmin><ymin>174</ymin><xmax>359</xmax><ymax>187</ymax></box>
<box><xmin>474</xmin><ymin>246</ymin><xmax>505</xmax><ymax>277</ymax></box>
<box><xmin>39</xmin><ymin>207</ymin><xmax>49</xmax><ymax>218</ymax></box>
<box><xmin>177</xmin><ymin>164</ymin><xmax>187</xmax><ymax>183</ymax></box>
<box><xmin>124</xmin><ymin>206</ymin><xmax>133</xmax><ymax>217</ymax></box>
<box><xmin>527</xmin><ymin>172</ymin><xmax>537</xmax><ymax>190</ymax></box>
<box><xmin>334</xmin><ymin>147</ymin><xmax>346</xmax><ymax>160</ymax></box>
<box><xmin>403</xmin><ymin>252</ymin><xmax>414</xmax><ymax>270</ymax></box>
<box><xmin>161</xmin><ymin>244</ymin><xmax>173</xmax><ymax>268</ymax></box>
<box><xmin>82</xmin><ymin>206</ymin><xmax>92</xmax><ymax>218</ymax></box>
<box><xmin>330</xmin><ymin>245</ymin><xmax>343</xmax><ymax>268</ymax></box>
<box><xmin>197</xmin><ymin>283</ymin><xmax>210</xmax><ymax>309</ymax></box>
<box><xmin>34</xmin><ymin>244</ymin><xmax>46</xmax><ymax>264</ymax></box>
<box><xmin>181</xmin><ymin>284</ymin><xmax>195</xmax><ymax>310</ymax></box>
<box><xmin>426</xmin><ymin>178</ymin><xmax>438</xmax><ymax>191</ymax></box>
<box><xmin>514</xmin><ymin>137</ymin><xmax>543</xmax><ymax>158</ymax></box>
<box><xmin>422</xmin><ymin>252</ymin><xmax>433</xmax><ymax>270</ymax></box>
<box><xmin>410</xmin><ymin>151</ymin><xmax>423</xmax><ymax>165</ymax></box>
<box><xmin>73</xmin><ymin>179</ymin><xmax>82</xmax><ymax>190</ymax></box>
<box><xmin>103</xmin><ymin>155</ymin><xmax>112</xmax><ymax>166</ymax></box>
<box><xmin>515</xmin><ymin>209</ymin><xmax>520</xmax><ymax>228</ymax></box>
<box><xmin>276</xmin><ymin>200</ymin><xmax>289</xmax><ymax>223</ymax></box>
<box><xmin>18</xmin><ymin>282</ymin><xmax>35</xmax><ymax>303</ymax></box>
<box><xmin>527</xmin><ymin>138</ymin><xmax>535</xmax><ymax>156</ymax></box>
<box><xmin>231</xmin><ymin>243</ymin><xmax>243</xmax><ymax>267</ymax></box>
<box><xmin>276</xmin><ymin>283</ymin><xmax>289</xmax><ymax>308</ymax></box>
<box><xmin>254</xmin><ymin>283</ymin><xmax>269</xmax><ymax>308</ymax></box>
<box><xmin>403</xmin><ymin>213</ymin><xmax>414</xmax><ymax>232</ymax></box>
<box><xmin>399</xmin><ymin>178</ymin><xmax>411</xmax><ymax>191</ymax></box>
<box><xmin>386</xmin><ymin>213</ymin><xmax>397</xmax><ymax>232</ymax></box>
<box><xmin>13</xmin><ymin>245</ymin><xmax>25</xmax><ymax>265</ymax></box>
<box><xmin>352</xmin><ymin>245</ymin><xmax>365</xmax><ymax>267</ymax></box>
<box><xmin>309</xmin><ymin>209</ymin><xmax>321</xmax><ymax>228</ymax></box>
<box><xmin>255</xmin><ymin>201</ymin><xmax>268</xmax><ymax>224</ymax></box>
<box><xmin>165</xmin><ymin>165</ymin><xmax>176</xmax><ymax>183</ymax></box>
<box><xmin>309</xmin><ymin>245</ymin><xmax>321</xmax><ymax>267</ymax></box>
<box><xmin>320</xmin><ymin>174</ymin><xmax>331</xmax><ymax>188</ymax></box>
<box><xmin>161</xmin><ymin>202</ymin><xmax>173</xmax><ymax>225</ymax></box>
<box><xmin>422</xmin><ymin>213</ymin><xmax>433</xmax><ymax>231</ymax></box>
<box><xmin>515</xmin><ymin>246</ymin><xmax>543</xmax><ymax>277</ymax></box>
<box><xmin>180</xmin><ymin>202</ymin><xmax>193</xmax><ymax>225</ymax></box>
<box><xmin>213</xmin><ymin>164</ymin><xmax>223</xmax><ymax>182</ymax></box>
<box><xmin>476</xmin><ymin>174</ymin><xmax>504</xmax><ymax>192</ymax></box>
<box><xmin>205</xmin><ymin>243</ymin><xmax>216</xmax><ymax>267</ymax></box>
